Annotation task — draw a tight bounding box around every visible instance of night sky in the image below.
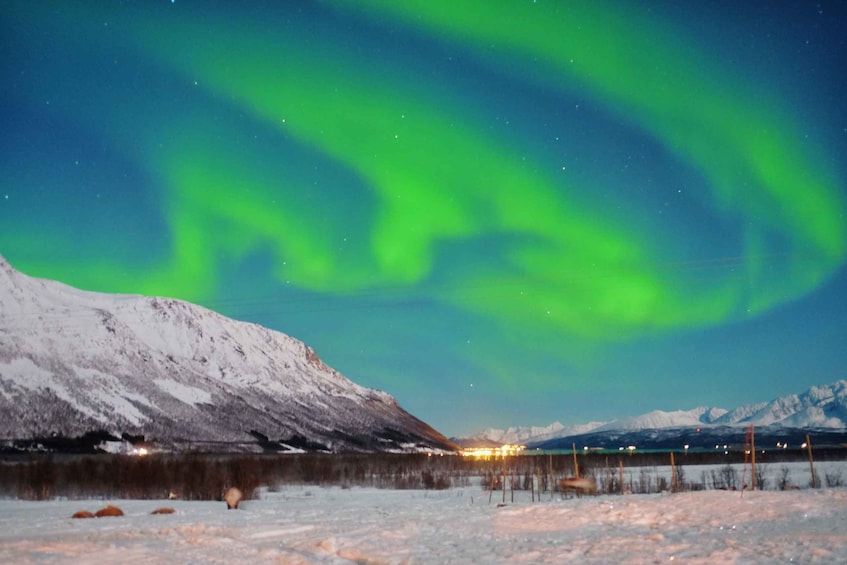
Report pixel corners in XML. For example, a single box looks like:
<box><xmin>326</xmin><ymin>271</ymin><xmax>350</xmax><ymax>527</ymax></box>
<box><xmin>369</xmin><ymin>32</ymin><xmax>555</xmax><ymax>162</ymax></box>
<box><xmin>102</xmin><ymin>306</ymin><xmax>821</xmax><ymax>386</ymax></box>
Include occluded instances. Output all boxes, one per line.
<box><xmin>2</xmin><ymin>1</ymin><xmax>846</xmax><ymax>436</ymax></box>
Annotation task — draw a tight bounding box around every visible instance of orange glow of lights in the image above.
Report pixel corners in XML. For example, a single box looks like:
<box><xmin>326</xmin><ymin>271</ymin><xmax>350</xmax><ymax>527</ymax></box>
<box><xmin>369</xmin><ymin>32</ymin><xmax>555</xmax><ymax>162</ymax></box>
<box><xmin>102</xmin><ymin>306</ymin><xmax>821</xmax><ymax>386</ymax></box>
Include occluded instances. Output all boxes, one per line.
<box><xmin>460</xmin><ymin>444</ymin><xmax>525</xmax><ymax>459</ymax></box>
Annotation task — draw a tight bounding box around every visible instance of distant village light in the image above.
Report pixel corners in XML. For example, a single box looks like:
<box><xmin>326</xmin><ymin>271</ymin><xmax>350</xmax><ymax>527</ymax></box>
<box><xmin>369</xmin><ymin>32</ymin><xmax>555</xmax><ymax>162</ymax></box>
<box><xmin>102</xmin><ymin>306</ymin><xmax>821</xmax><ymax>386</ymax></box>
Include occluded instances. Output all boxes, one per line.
<box><xmin>461</xmin><ymin>444</ymin><xmax>525</xmax><ymax>459</ymax></box>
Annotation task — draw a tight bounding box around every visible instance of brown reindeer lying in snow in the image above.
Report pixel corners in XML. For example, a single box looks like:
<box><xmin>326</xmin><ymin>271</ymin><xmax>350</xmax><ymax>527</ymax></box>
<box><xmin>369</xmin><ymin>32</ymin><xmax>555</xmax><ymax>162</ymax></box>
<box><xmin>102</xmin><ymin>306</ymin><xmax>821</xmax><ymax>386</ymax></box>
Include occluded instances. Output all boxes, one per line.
<box><xmin>558</xmin><ymin>477</ymin><xmax>597</xmax><ymax>498</ymax></box>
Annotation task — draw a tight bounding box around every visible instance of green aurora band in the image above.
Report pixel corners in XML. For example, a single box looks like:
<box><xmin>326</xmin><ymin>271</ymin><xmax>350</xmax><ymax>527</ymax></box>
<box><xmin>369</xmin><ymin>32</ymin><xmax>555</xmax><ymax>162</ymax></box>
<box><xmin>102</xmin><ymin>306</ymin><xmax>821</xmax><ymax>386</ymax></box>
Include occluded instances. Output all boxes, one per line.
<box><xmin>134</xmin><ymin>1</ymin><xmax>846</xmax><ymax>339</ymax></box>
<box><xmin>334</xmin><ymin>0</ymin><xmax>846</xmax><ymax>311</ymax></box>
<box><xmin>2</xmin><ymin>1</ymin><xmax>845</xmax><ymax>392</ymax></box>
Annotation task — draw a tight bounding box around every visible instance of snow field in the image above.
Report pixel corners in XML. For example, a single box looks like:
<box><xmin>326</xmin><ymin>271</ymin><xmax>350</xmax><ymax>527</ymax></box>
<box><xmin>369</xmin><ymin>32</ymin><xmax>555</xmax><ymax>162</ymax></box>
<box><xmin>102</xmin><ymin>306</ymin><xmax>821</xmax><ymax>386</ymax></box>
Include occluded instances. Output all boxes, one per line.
<box><xmin>1</xmin><ymin>461</ymin><xmax>846</xmax><ymax>564</ymax></box>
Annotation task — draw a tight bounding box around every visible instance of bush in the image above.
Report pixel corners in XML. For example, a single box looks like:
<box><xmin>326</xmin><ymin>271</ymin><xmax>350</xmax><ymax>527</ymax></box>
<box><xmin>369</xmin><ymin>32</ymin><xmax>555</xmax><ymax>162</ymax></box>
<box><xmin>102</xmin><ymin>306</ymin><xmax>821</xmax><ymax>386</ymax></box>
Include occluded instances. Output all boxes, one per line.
<box><xmin>777</xmin><ymin>466</ymin><xmax>793</xmax><ymax>491</ymax></box>
<box><xmin>824</xmin><ymin>468</ymin><xmax>843</xmax><ymax>487</ymax></box>
<box><xmin>710</xmin><ymin>464</ymin><xmax>738</xmax><ymax>490</ymax></box>
<box><xmin>1</xmin><ymin>451</ymin><xmax>844</xmax><ymax>499</ymax></box>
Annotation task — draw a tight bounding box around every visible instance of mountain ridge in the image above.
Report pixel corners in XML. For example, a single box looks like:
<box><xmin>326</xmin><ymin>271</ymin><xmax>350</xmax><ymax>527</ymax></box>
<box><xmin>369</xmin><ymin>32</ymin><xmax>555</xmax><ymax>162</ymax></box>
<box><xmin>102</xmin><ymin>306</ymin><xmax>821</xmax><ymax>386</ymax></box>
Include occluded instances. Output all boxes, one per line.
<box><xmin>459</xmin><ymin>380</ymin><xmax>847</xmax><ymax>447</ymax></box>
<box><xmin>0</xmin><ymin>255</ymin><xmax>457</xmax><ymax>453</ymax></box>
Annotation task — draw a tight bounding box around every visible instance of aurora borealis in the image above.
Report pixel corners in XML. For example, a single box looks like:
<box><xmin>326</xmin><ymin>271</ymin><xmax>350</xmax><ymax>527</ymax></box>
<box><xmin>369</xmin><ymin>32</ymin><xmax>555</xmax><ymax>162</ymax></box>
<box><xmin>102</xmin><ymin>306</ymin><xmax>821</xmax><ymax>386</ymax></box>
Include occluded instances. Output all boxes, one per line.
<box><xmin>2</xmin><ymin>1</ymin><xmax>846</xmax><ymax>435</ymax></box>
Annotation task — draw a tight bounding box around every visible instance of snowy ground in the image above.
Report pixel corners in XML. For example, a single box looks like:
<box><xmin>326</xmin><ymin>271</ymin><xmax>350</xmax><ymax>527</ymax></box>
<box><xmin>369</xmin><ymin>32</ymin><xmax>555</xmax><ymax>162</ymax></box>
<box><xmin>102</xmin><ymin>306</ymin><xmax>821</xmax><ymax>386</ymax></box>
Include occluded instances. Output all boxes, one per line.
<box><xmin>1</xmin><ymin>464</ymin><xmax>846</xmax><ymax>564</ymax></box>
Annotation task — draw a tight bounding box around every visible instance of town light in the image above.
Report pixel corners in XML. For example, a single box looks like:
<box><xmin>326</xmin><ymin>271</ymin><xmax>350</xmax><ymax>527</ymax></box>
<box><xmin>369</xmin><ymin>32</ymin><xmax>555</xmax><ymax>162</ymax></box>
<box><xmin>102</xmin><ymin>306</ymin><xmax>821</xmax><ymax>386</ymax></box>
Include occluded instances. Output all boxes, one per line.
<box><xmin>461</xmin><ymin>444</ymin><xmax>525</xmax><ymax>459</ymax></box>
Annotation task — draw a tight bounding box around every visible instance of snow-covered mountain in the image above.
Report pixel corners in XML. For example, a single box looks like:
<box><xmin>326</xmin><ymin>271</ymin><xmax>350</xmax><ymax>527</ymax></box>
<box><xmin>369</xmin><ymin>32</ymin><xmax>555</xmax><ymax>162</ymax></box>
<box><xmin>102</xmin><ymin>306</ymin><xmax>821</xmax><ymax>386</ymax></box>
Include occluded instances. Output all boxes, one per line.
<box><xmin>460</xmin><ymin>421</ymin><xmax>609</xmax><ymax>447</ymax></box>
<box><xmin>592</xmin><ymin>406</ymin><xmax>728</xmax><ymax>433</ymax></box>
<box><xmin>0</xmin><ymin>256</ymin><xmax>456</xmax><ymax>452</ymax></box>
<box><xmin>465</xmin><ymin>381</ymin><xmax>847</xmax><ymax>446</ymax></box>
<box><xmin>713</xmin><ymin>382</ymin><xmax>847</xmax><ymax>428</ymax></box>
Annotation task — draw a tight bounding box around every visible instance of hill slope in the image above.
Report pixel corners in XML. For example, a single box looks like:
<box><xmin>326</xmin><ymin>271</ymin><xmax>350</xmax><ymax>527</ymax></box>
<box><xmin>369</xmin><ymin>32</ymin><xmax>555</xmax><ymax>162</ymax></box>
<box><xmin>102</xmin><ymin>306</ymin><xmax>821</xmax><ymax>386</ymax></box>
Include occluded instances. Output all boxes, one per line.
<box><xmin>0</xmin><ymin>256</ymin><xmax>456</xmax><ymax>452</ymax></box>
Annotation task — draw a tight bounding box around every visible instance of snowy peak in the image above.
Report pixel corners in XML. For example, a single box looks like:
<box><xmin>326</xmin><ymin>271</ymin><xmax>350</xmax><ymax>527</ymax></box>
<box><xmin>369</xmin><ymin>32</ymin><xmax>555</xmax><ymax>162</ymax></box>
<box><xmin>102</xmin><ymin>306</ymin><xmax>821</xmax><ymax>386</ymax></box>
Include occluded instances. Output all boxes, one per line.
<box><xmin>714</xmin><ymin>380</ymin><xmax>847</xmax><ymax>428</ymax></box>
<box><xmin>594</xmin><ymin>406</ymin><xmax>728</xmax><ymax>433</ymax></box>
<box><xmin>466</xmin><ymin>381</ymin><xmax>846</xmax><ymax>446</ymax></box>
<box><xmin>470</xmin><ymin>421</ymin><xmax>611</xmax><ymax>446</ymax></box>
<box><xmin>470</xmin><ymin>422</ymin><xmax>566</xmax><ymax>446</ymax></box>
<box><xmin>0</xmin><ymin>255</ymin><xmax>455</xmax><ymax>452</ymax></box>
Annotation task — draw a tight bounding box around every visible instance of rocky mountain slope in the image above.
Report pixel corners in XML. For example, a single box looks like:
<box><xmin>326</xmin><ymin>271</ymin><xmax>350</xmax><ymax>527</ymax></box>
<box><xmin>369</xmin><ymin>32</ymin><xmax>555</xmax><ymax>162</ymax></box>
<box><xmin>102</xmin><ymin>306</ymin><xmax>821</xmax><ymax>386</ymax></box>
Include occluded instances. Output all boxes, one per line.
<box><xmin>0</xmin><ymin>256</ymin><xmax>456</xmax><ymax>453</ymax></box>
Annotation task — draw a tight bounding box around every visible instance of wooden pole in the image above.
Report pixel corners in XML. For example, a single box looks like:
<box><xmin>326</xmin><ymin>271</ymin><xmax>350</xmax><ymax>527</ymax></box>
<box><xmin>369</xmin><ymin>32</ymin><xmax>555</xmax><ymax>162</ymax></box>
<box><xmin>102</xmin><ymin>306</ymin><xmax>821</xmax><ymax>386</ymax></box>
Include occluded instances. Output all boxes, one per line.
<box><xmin>750</xmin><ymin>426</ymin><xmax>757</xmax><ymax>490</ymax></box>
<box><xmin>548</xmin><ymin>454</ymin><xmax>554</xmax><ymax>500</ymax></box>
<box><xmin>806</xmin><ymin>434</ymin><xmax>817</xmax><ymax>488</ymax></box>
<box><xmin>572</xmin><ymin>443</ymin><xmax>580</xmax><ymax>478</ymax></box>
<box><xmin>670</xmin><ymin>452</ymin><xmax>677</xmax><ymax>493</ymax></box>
<box><xmin>619</xmin><ymin>460</ymin><xmax>624</xmax><ymax>495</ymax></box>
<box><xmin>508</xmin><ymin>459</ymin><xmax>511</xmax><ymax>503</ymax></box>
<box><xmin>536</xmin><ymin>468</ymin><xmax>541</xmax><ymax>502</ymax></box>
<box><xmin>531</xmin><ymin>469</ymin><xmax>536</xmax><ymax>503</ymax></box>
<box><xmin>502</xmin><ymin>457</ymin><xmax>507</xmax><ymax>504</ymax></box>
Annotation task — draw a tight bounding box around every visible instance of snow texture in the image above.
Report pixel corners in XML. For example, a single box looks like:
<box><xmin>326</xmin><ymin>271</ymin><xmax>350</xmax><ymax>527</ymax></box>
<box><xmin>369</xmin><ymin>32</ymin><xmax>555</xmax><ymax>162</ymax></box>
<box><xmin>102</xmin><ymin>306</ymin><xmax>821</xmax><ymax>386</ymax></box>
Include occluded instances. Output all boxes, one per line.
<box><xmin>1</xmin><ymin>463</ymin><xmax>846</xmax><ymax>564</ymax></box>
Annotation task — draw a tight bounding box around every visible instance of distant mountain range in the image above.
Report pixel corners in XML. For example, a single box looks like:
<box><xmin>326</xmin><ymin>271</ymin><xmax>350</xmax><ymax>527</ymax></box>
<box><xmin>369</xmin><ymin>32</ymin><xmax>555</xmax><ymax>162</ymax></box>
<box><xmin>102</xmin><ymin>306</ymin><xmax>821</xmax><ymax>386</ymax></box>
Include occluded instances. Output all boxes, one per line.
<box><xmin>458</xmin><ymin>380</ymin><xmax>847</xmax><ymax>448</ymax></box>
<box><xmin>0</xmin><ymin>256</ymin><xmax>456</xmax><ymax>453</ymax></box>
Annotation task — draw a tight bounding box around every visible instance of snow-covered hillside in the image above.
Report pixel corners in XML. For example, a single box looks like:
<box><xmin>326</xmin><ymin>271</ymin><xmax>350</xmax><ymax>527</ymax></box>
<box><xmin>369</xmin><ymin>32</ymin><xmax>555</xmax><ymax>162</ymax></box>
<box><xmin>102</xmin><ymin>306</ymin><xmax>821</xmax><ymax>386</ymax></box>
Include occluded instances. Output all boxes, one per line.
<box><xmin>0</xmin><ymin>256</ymin><xmax>455</xmax><ymax>452</ymax></box>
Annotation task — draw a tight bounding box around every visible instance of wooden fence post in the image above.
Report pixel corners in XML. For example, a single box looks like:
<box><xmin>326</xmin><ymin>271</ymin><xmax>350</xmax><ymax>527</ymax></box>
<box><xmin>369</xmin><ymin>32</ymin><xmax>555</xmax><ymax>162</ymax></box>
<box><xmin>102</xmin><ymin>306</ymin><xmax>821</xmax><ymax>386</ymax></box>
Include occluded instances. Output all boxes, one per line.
<box><xmin>572</xmin><ymin>443</ymin><xmax>579</xmax><ymax>479</ymax></box>
<box><xmin>619</xmin><ymin>460</ymin><xmax>624</xmax><ymax>495</ymax></box>
<box><xmin>670</xmin><ymin>452</ymin><xmax>677</xmax><ymax>493</ymax></box>
<box><xmin>750</xmin><ymin>426</ymin><xmax>757</xmax><ymax>490</ymax></box>
<box><xmin>806</xmin><ymin>434</ymin><xmax>817</xmax><ymax>488</ymax></box>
